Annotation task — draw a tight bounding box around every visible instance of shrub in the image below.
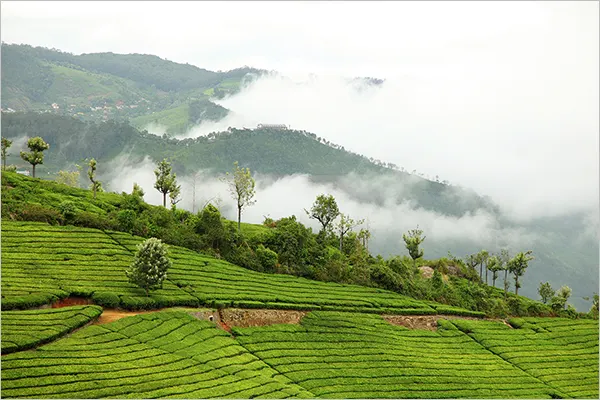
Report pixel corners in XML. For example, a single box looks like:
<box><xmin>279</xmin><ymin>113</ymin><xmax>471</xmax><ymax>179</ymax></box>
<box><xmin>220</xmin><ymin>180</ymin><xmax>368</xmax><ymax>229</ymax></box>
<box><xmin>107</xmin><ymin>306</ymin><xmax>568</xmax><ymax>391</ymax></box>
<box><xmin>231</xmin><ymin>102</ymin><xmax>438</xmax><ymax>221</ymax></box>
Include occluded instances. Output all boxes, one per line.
<box><xmin>58</xmin><ymin>200</ymin><xmax>77</xmax><ymax>222</ymax></box>
<box><xmin>117</xmin><ymin>209</ymin><xmax>136</xmax><ymax>233</ymax></box>
<box><xmin>120</xmin><ymin>296</ymin><xmax>157</xmax><ymax>310</ymax></box>
<box><xmin>16</xmin><ymin>203</ymin><xmax>63</xmax><ymax>225</ymax></box>
<box><xmin>92</xmin><ymin>291</ymin><xmax>121</xmax><ymax>308</ymax></box>
<box><xmin>73</xmin><ymin>211</ymin><xmax>118</xmax><ymax>230</ymax></box>
<box><xmin>256</xmin><ymin>245</ymin><xmax>278</xmax><ymax>272</ymax></box>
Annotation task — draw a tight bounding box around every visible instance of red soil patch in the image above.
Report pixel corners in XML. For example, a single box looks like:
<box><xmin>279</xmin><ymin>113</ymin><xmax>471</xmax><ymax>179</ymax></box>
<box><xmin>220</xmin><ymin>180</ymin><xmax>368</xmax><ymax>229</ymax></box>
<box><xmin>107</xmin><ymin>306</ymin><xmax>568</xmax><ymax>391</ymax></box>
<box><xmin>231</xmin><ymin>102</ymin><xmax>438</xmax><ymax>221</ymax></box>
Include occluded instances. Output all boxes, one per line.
<box><xmin>52</xmin><ymin>297</ymin><xmax>93</xmax><ymax>308</ymax></box>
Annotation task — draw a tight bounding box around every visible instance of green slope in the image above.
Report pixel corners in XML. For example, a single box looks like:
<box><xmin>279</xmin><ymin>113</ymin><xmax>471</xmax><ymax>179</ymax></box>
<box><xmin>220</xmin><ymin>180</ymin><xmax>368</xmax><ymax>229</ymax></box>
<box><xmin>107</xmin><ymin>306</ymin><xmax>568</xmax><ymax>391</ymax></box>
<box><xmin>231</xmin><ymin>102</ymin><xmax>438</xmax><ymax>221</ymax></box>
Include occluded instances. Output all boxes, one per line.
<box><xmin>1</xmin><ymin>44</ymin><xmax>263</xmax><ymax>131</ymax></box>
<box><xmin>1</xmin><ymin>220</ymin><xmax>477</xmax><ymax>316</ymax></box>
<box><xmin>3</xmin><ymin>310</ymin><xmax>596</xmax><ymax>398</ymax></box>
<box><xmin>1</xmin><ymin>113</ymin><xmax>494</xmax><ymax>217</ymax></box>
<box><xmin>0</xmin><ymin>311</ymin><xmax>314</xmax><ymax>399</ymax></box>
<box><xmin>450</xmin><ymin>317</ymin><xmax>599</xmax><ymax>399</ymax></box>
<box><xmin>1</xmin><ymin>306</ymin><xmax>103</xmax><ymax>355</ymax></box>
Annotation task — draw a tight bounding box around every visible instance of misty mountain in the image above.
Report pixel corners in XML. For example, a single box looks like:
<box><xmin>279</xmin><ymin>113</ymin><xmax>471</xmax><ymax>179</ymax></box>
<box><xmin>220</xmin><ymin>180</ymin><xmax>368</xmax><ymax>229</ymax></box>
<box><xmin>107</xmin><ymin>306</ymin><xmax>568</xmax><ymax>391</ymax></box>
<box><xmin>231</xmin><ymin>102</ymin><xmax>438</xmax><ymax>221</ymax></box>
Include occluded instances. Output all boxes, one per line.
<box><xmin>1</xmin><ymin>112</ymin><xmax>494</xmax><ymax>217</ymax></box>
<box><xmin>1</xmin><ymin>44</ymin><xmax>597</xmax><ymax>311</ymax></box>
<box><xmin>2</xmin><ymin>111</ymin><xmax>598</xmax><ymax>311</ymax></box>
<box><xmin>0</xmin><ymin>44</ymin><xmax>268</xmax><ymax>134</ymax></box>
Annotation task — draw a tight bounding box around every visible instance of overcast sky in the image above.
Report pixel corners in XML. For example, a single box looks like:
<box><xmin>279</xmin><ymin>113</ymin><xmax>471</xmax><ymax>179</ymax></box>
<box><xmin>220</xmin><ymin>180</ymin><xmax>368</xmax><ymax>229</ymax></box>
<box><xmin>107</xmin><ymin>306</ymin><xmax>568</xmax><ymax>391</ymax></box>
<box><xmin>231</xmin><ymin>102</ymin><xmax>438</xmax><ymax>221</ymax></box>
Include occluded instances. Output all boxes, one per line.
<box><xmin>2</xmin><ymin>1</ymin><xmax>599</xmax><ymax>223</ymax></box>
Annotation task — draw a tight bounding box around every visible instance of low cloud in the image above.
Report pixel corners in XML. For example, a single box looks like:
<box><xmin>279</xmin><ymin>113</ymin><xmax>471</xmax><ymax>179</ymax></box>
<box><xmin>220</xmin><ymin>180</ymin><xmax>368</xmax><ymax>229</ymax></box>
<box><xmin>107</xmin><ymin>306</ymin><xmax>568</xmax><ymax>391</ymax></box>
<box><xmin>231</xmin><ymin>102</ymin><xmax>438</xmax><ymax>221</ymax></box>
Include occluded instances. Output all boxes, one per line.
<box><xmin>172</xmin><ymin>69</ymin><xmax>598</xmax><ymax>227</ymax></box>
<box><xmin>105</xmin><ymin>155</ymin><xmax>539</xmax><ymax>254</ymax></box>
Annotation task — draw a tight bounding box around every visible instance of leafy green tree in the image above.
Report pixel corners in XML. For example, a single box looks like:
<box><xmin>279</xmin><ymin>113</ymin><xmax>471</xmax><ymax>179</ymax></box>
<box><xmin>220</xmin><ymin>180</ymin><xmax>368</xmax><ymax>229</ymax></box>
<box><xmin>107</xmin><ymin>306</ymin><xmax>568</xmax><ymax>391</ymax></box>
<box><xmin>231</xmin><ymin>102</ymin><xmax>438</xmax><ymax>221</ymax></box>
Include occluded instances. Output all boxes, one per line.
<box><xmin>479</xmin><ymin>250</ymin><xmax>489</xmax><ymax>284</ymax></box>
<box><xmin>507</xmin><ymin>250</ymin><xmax>534</xmax><ymax>296</ymax></box>
<box><xmin>132</xmin><ymin>182</ymin><xmax>145</xmax><ymax>198</ymax></box>
<box><xmin>20</xmin><ymin>136</ymin><xmax>49</xmax><ymax>178</ymax></box>
<box><xmin>538</xmin><ymin>282</ymin><xmax>555</xmax><ymax>304</ymax></box>
<box><xmin>305</xmin><ymin>194</ymin><xmax>340</xmax><ymax>234</ymax></box>
<box><xmin>585</xmin><ymin>293</ymin><xmax>599</xmax><ymax>318</ymax></box>
<box><xmin>195</xmin><ymin>204</ymin><xmax>226</xmax><ymax>250</ymax></box>
<box><xmin>335</xmin><ymin>213</ymin><xmax>364</xmax><ymax>253</ymax></box>
<box><xmin>357</xmin><ymin>228</ymin><xmax>371</xmax><ymax>252</ymax></box>
<box><xmin>487</xmin><ymin>255</ymin><xmax>503</xmax><ymax>287</ymax></box>
<box><xmin>223</xmin><ymin>161</ymin><xmax>256</xmax><ymax>232</ymax></box>
<box><xmin>256</xmin><ymin>244</ymin><xmax>278</xmax><ymax>272</ymax></box>
<box><xmin>403</xmin><ymin>226</ymin><xmax>426</xmax><ymax>267</ymax></box>
<box><xmin>125</xmin><ymin>237</ymin><xmax>172</xmax><ymax>297</ymax></box>
<box><xmin>55</xmin><ymin>170</ymin><xmax>80</xmax><ymax>187</ymax></box>
<box><xmin>498</xmin><ymin>249</ymin><xmax>511</xmax><ymax>296</ymax></box>
<box><xmin>169</xmin><ymin>182</ymin><xmax>182</xmax><ymax>209</ymax></box>
<box><xmin>154</xmin><ymin>159</ymin><xmax>178</xmax><ymax>207</ymax></box>
<box><xmin>1</xmin><ymin>137</ymin><xmax>13</xmax><ymax>170</ymax></box>
<box><xmin>87</xmin><ymin>159</ymin><xmax>102</xmax><ymax>198</ymax></box>
<box><xmin>556</xmin><ymin>285</ymin><xmax>572</xmax><ymax>310</ymax></box>
<box><xmin>465</xmin><ymin>253</ymin><xmax>480</xmax><ymax>275</ymax></box>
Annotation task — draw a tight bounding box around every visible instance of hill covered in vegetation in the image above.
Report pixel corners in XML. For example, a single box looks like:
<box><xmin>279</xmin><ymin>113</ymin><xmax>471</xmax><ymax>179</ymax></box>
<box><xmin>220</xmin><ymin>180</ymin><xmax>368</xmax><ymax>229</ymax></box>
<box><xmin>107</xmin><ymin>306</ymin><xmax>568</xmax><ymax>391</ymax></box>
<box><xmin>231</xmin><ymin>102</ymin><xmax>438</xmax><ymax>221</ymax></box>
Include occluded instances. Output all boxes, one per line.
<box><xmin>1</xmin><ymin>168</ymin><xmax>598</xmax><ymax>399</ymax></box>
<box><xmin>0</xmin><ymin>44</ymin><xmax>265</xmax><ymax>134</ymax></box>
<box><xmin>0</xmin><ymin>111</ymin><xmax>496</xmax><ymax>218</ymax></box>
<box><xmin>3</xmin><ymin>170</ymin><xmax>594</xmax><ymax>320</ymax></box>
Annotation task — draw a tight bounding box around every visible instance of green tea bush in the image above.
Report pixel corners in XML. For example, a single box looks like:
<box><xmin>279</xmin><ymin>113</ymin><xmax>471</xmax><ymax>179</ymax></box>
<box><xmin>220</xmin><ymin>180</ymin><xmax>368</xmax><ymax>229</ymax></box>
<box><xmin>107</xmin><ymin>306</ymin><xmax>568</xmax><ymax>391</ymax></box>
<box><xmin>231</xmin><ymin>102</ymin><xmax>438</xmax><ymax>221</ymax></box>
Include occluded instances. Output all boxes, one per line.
<box><xmin>1</xmin><ymin>293</ymin><xmax>59</xmax><ymax>310</ymax></box>
<box><xmin>91</xmin><ymin>291</ymin><xmax>121</xmax><ymax>308</ymax></box>
<box><xmin>120</xmin><ymin>296</ymin><xmax>157</xmax><ymax>310</ymax></box>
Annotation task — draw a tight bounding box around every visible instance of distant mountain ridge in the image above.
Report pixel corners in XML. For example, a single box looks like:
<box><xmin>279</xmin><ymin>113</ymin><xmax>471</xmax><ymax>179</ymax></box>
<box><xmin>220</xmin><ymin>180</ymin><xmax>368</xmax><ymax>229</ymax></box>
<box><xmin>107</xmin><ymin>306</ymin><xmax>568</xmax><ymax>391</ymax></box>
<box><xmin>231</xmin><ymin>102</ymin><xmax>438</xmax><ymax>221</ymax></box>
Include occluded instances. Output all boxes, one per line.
<box><xmin>0</xmin><ymin>44</ymin><xmax>385</xmax><ymax>135</ymax></box>
<box><xmin>0</xmin><ymin>43</ymin><xmax>269</xmax><ymax>133</ymax></box>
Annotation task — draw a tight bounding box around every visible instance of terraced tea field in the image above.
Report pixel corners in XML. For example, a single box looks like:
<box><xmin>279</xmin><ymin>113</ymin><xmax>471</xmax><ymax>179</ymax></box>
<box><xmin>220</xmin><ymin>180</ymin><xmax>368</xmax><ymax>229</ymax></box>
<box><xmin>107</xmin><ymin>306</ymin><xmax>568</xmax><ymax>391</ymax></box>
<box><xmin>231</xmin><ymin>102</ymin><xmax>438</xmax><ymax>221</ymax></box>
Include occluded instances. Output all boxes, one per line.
<box><xmin>0</xmin><ymin>311</ymin><xmax>313</xmax><ymax>399</ymax></box>
<box><xmin>450</xmin><ymin>317</ymin><xmax>599</xmax><ymax>399</ymax></box>
<box><xmin>3</xmin><ymin>310</ymin><xmax>596</xmax><ymax>398</ymax></box>
<box><xmin>1</xmin><ymin>305</ymin><xmax>102</xmax><ymax>354</ymax></box>
<box><xmin>0</xmin><ymin>221</ymin><xmax>482</xmax><ymax>316</ymax></box>
<box><xmin>234</xmin><ymin>312</ymin><xmax>566</xmax><ymax>399</ymax></box>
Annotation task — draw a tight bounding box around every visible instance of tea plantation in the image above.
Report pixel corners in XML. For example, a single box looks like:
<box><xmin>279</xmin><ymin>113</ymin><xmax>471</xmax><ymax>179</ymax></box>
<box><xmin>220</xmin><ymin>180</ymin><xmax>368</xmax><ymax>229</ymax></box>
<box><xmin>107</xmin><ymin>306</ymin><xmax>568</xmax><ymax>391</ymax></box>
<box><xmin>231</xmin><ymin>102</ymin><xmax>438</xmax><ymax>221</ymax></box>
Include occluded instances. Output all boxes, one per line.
<box><xmin>3</xmin><ymin>310</ymin><xmax>597</xmax><ymax>398</ymax></box>
<box><xmin>449</xmin><ymin>317</ymin><xmax>599</xmax><ymax>399</ymax></box>
<box><xmin>1</xmin><ymin>221</ymin><xmax>598</xmax><ymax>398</ymax></box>
<box><xmin>1</xmin><ymin>305</ymin><xmax>102</xmax><ymax>354</ymax></box>
<box><xmin>1</xmin><ymin>220</ymin><xmax>480</xmax><ymax>316</ymax></box>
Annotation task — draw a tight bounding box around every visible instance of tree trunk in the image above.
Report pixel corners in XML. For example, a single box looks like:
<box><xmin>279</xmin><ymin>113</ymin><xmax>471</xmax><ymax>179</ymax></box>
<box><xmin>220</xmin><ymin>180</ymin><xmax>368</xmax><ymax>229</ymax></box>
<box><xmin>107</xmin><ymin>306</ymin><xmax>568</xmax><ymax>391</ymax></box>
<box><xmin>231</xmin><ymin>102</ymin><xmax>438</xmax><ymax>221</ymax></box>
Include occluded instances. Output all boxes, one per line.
<box><xmin>145</xmin><ymin>287</ymin><xmax>149</xmax><ymax>297</ymax></box>
<box><xmin>163</xmin><ymin>192</ymin><xmax>167</xmax><ymax>208</ymax></box>
<box><xmin>238</xmin><ymin>206</ymin><xmax>242</xmax><ymax>232</ymax></box>
<box><xmin>492</xmin><ymin>275</ymin><xmax>496</xmax><ymax>288</ymax></box>
<box><xmin>514</xmin><ymin>275</ymin><xmax>519</xmax><ymax>296</ymax></box>
<box><xmin>339</xmin><ymin>233</ymin><xmax>343</xmax><ymax>252</ymax></box>
<box><xmin>485</xmin><ymin>267</ymin><xmax>488</xmax><ymax>285</ymax></box>
<box><xmin>32</xmin><ymin>164</ymin><xmax>36</xmax><ymax>178</ymax></box>
<box><xmin>479</xmin><ymin>264</ymin><xmax>483</xmax><ymax>280</ymax></box>
<box><xmin>93</xmin><ymin>183</ymin><xmax>97</xmax><ymax>199</ymax></box>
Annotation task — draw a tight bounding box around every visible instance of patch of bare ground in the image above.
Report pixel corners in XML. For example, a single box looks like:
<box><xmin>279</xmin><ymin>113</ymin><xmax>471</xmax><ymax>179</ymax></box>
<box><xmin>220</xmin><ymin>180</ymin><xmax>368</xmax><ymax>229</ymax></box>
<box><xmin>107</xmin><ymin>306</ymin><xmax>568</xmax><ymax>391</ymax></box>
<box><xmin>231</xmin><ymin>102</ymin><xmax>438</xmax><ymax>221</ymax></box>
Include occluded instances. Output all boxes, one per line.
<box><xmin>383</xmin><ymin>314</ymin><xmax>510</xmax><ymax>331</ymax></box>
<box><xmin>218</xmin><ymin>308</ymin><xmax>308</xmax><ymax>328</ymax></box>
<box><xmin>93</xmin><ymin>310</ymin><xmax>154</xmax><ymax>325</ymax></box>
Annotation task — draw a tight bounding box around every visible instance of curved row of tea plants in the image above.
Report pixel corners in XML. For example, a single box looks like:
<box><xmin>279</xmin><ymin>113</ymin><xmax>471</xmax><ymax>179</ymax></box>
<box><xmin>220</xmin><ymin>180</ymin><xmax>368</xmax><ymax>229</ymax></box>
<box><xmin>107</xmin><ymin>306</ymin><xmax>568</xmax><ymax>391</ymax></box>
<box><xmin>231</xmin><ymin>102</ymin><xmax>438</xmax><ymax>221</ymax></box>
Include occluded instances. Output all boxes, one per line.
<box><xmin>1</xmin><ymin>221</ymin><xmax>481</xmax><ymax>317</ymax></box>
<box><xmin>1</xmin><ymin>305</ymin><xmax>102</xmax><ymax>354</ymax></box>
<box><xmin>449</xmin><ymin>317</ymin><xmax>599</xmax><ymax>398</ymax></box>
<box><xmin>1</xmin><ymin>311</ymin><xmax>314</xmax><ymax>398</ymax></box>
<box><xmin>233</xmin><ymin>312</ymin><xmax>565</xmax><ymax>399</ymax></box>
